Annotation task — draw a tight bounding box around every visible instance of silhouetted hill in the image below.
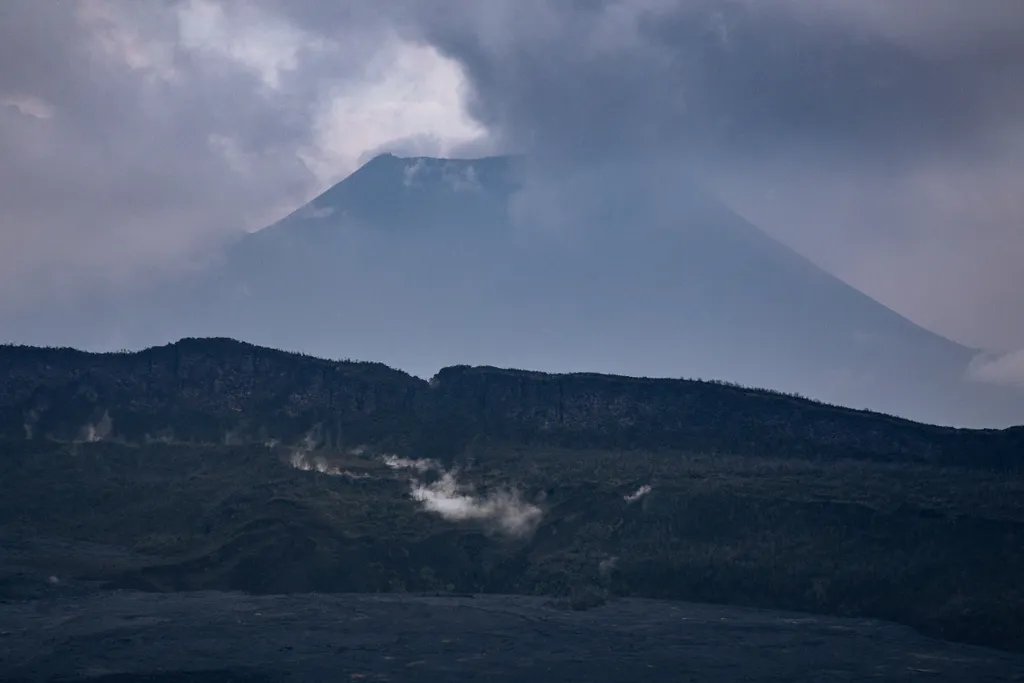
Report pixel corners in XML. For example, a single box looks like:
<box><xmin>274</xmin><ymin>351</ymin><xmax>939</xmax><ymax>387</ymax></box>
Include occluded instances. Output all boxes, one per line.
<box><xmin>0</xmin><ymin>338</ymin><xmax>423</xmax><ymax>449</ymax></box>
<box><xmin>428</xmin><ymin>365</ymin><xmax>1024</xmax><ymax>469</ymax></box>
<box><xmin>1</xmin><ymin>338</ymin><xmax>1020</xmax><ymax>469</ymax></box>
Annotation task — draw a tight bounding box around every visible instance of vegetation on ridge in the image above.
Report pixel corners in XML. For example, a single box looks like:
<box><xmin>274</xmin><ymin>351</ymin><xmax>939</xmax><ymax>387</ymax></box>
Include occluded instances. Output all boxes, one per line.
<box><xmin>0</xmin><ymin>337</ymin><xmax>1021</xmax><ymax>653</ymax></box>
<box><xmin>1</xmin><ymin>338</ymin><xmax>1021</xmax><ymax>467</ymax></box>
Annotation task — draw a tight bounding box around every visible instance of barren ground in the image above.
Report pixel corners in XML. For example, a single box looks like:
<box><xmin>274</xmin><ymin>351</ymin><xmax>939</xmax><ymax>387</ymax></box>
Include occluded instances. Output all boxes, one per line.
<box><xmin>2</xmin><ymin>590</ymin><xmax>1023</xmax><ymax>682</ymax></box>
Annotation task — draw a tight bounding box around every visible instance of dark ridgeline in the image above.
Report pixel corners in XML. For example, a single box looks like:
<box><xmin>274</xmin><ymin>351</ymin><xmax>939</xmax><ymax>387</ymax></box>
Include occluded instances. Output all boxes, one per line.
<box><xmin>1</xmin><ymin>338</ymin><xmax>1021</xmax><ymax>467</ymax></box>
<box><xmin>1</xmin><ymin>338</ymin><xmax>422</xmax><ymax>450</ymax></box>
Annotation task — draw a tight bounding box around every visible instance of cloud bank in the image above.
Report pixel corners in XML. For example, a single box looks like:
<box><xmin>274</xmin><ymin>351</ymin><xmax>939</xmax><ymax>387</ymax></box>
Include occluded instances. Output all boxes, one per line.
<box><xmin>0</xmin><ymin>0</ymin><xmax>479</xmax><ymax>309</ymax></box>
<box><xmin>3</xmin><ymin>0</ymin><xmax>1024</xmax><ymax>350</ymax></box>
<box><xmin>968</xmin><ymin>350</ymin><xmax>1024</xmax><ymax>389</ymax></box>
<box><xmin>273</xmin><ymin>0</ymin><xmax>1024</xmax><ymax>350</ymax></box>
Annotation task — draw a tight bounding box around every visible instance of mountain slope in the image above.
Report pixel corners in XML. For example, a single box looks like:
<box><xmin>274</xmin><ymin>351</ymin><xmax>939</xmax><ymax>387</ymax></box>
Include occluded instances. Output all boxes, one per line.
<box><xmin>2</xmin><ymin>338</ymin><xmax>1023</xmax><ymax>652</ymax></box>
<box><xmin>4</xmin><ymin>154</ymin><xmax>1022</xmax><ymax>426</ymax></box>
<box><xmin>183</xmin><ymin>154</ymin><xmax>1024</xmax><ymax>426</ymax></box>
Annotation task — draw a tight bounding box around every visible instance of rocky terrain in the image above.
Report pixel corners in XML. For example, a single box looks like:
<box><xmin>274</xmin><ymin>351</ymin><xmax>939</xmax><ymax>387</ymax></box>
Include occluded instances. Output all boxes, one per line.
<box><xmin>1</xmin><ymin>338</ymin><xmax>1023</xmax><ymax>663</ymax></box>
<box><xmin>3</xmin><ymin>592</ymin><xmax>1023</xmax><ymax>682</ymax></box>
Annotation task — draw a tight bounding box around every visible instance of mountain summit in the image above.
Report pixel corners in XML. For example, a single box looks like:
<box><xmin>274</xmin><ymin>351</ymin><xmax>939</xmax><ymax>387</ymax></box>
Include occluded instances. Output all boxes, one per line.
<box><xmin>272</xmin><ymin>153</ymin><xmax>520</xmax><ymax>233</ymax></box>
<box><xmin>5</xmin><ymin>154</ymin><xmax>1022</xmax><ymax>426</ymax></box>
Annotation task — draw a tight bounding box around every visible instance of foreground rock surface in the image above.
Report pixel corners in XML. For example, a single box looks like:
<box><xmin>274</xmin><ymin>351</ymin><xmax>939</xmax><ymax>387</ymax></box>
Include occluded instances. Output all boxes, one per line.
<box><xmin>2</xmin><ymin>591</ymin><xmax>1022</xmax><ymax>682</ymax></box>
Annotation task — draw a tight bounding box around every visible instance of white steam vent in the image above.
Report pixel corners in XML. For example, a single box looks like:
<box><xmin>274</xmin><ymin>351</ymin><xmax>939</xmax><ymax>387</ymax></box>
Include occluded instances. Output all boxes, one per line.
<box><xmin>288</xmin><ymin>450</ymin><xmax>370</xmax><ymax>479</ymax></box>
<box><xmin>382</xmin><ymin>455</ymin><xmax>542</xmax><ymax>538</ymax></box>
<box><xmin>623</xmin><ymin>484</ymin><xmax>652</xmax><ymax>503</ymax></box>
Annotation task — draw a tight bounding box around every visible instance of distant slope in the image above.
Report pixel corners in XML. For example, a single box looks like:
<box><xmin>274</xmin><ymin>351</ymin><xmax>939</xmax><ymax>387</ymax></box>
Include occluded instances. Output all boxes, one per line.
<box><xmin>4</xmin><ymin>154</ymin><xmax>1023</xmax><ymax>426</ymax></box>
<box><xmin>1</xmin><ymin>338</ymin><xmax>1020</xmax><ymax>469</ymax></box>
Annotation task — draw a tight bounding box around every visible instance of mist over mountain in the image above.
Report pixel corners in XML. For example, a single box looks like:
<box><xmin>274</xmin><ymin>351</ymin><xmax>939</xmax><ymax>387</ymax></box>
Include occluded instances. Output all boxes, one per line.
<box><xmin>4</xmin><ymin>153</ymin><xmax>1022</xmax><ymax>427</ymax></box>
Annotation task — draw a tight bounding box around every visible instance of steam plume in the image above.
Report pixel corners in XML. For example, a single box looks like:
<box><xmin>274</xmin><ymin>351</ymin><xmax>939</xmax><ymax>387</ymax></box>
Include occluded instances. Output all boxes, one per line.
<box><xmin>381</xmin><ymin>455</ymin><xmax>442</xmax><ymax>473</ymax></box>
<box><xmin>79</xmin><ymin>410</ymin><xmax>113</xmax><ymax>443</ymax></box>
<box><xmin>381</xmin><ymin>455</ymin><xmax>542</xmax><ymax>538</ymax></box>
<box><xmin>624</xmin><ymin>485</ymin><xmax>652</xmax><ymax>503</ymax></box>
<box><xmin>287</xmin><ymin>448</ymin><xmax>370</xmax><ymax>479</ymax></box>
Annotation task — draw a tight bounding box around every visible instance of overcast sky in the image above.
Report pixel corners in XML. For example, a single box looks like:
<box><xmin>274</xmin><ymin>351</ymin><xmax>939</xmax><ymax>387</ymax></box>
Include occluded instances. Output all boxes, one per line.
<box><xmin>2</xmin><ymin>0</ymin><xmax>1023</xmax><ymax>352</ymax></box>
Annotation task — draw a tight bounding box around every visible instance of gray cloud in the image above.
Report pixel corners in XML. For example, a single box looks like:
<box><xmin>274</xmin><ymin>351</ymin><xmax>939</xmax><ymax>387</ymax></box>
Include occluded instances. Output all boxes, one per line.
<box><xmin>0</xmin><ymin>0</ymin><xmax>397</xmax><ymax>309</ymax></box>
<box><xmin>969</xmin><ymin>349</ymin><xmax>1024</xmax><ymax>389</ymax></box>
<box><xmin>381</xmin><ymin>0</ymin><xmax>1023</xmax><ymax>348</ymax></box>
<box><xmin>338</xmin><ymin>0</ymin><xmax>1023</xmax><ymax>164</ymax></box>
<box><xmin>264</xmin><ymin>1</ymin><xmax>1024</xmax><ymax>351</ymax></box>
<box><xmin>3</xmin><ymin>0</ymin><xmax>1024</xmax><ymax>353</ymax></box>
<box><xmin>355</xmin><ymin>133</ymin><xmax>496</xmax><ymax>167</ymax></box>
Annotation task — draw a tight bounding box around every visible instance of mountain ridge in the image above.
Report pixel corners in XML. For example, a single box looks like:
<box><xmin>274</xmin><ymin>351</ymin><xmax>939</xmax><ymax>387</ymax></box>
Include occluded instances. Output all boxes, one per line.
<box><xmin>2</xmin><ymin>337</ymin><xmax>1020</xmax><ymax>470</ymax></box>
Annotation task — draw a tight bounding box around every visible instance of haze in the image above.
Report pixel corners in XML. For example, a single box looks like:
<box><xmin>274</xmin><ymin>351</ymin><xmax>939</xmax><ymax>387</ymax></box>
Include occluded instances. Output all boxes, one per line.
<box><xmin>2</xmin><ymin>0</ymin><xmax>1024</xmax><ymax>427</ymax></box>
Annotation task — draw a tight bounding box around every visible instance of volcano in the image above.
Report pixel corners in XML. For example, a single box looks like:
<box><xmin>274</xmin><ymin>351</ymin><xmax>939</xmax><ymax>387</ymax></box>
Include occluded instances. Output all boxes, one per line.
<box><xmin>6</xmin><ymin>153</ymin><xmax>1022</xmax><ymax>427</ymax></box>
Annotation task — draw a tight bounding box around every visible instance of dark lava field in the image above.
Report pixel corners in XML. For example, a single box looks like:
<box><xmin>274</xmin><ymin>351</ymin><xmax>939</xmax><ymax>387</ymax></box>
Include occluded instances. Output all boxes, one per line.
<box><xmin>2</xmin><ymin>591</ymin><xmax>1023</xmax><ymax>682</ymax></box>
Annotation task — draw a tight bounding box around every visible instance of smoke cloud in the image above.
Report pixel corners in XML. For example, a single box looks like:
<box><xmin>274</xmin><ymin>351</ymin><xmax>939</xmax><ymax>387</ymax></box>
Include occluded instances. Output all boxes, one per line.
<box><xmin>287</xmin><ymin>448</ymin><xmax>371</xmax><ymax>479</ymax></box>
<box><xmin>381</xmin><ymin>454</ymin><xmax>442</xmax><ymax>474</ymax></box>
<box><xmin>967</xmin><ymin>350</ymin><xmax>1024</xmax><ymax>389</ymax></box>
<box><xmin>624</xmin><ymin>485</ymin><xmax>652</xmax><ymax>504</ymax></box>
<box><xmin>382</xmin><ymin>454</ymin><xmax>542</xmax><ymax>538</ymax></box>
<box><xmin>598</xmin><ymin>556</ymin><xmax>619</xmax><ymax>578</ymax></box>
<box><xmin>79</xmin><ymin>411</ymin><xmax>113</xmax><ymax>443</ymax></box>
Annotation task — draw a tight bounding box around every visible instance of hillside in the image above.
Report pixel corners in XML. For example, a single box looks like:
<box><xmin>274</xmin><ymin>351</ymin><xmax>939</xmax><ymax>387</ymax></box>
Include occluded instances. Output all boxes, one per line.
<box><xmin>1</xmin><ymin>338</ymin><xmax>1023</xmax><ymax>652</ymax></box>
<box><xmin>1</xmin><ymin>338</ymin><xmax>1022</xmax><ymax>467</ymax></box>
<box><xmin>4</xmin><ymin>154</ymin><xmax>1023</xmax><ymax>427</ymax></box>
<box><xmin>1</xmin><ymin>338</ymin><xmax>422</xmax><ymax>449</ymax></box>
